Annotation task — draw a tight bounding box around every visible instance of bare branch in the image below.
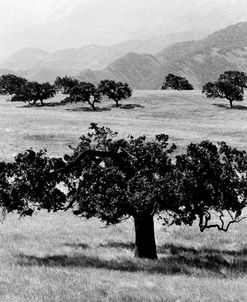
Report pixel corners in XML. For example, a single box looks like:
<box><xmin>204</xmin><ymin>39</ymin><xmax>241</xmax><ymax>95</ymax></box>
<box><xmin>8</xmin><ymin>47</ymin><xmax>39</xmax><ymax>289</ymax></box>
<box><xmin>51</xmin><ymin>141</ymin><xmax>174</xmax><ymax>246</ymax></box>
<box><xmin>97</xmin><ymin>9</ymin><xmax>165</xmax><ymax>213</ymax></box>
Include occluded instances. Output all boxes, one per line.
<box><xmin>199</xmin><ymin>211</ymin><xmax>246</xmax><ymax>232</ymax></box>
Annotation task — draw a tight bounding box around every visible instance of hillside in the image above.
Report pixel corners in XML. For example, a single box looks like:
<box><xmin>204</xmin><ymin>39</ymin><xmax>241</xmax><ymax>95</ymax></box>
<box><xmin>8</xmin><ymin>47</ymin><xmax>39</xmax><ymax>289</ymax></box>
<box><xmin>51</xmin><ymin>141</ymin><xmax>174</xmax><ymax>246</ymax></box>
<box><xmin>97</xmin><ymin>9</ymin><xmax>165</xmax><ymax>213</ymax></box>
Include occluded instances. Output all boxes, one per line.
<box><xmin>77</xmin><ymin>22</ymin><xmax>247</xmax><ymax>89</ymax></box>
<box><xmin>144</xmin><ymin>22</ymin><xmax>247</xmax><ymax>89</ymax></box>
<box><xmin>78</xmin><ymin>53</ymin><xmax>161</xmax><ymax>87</ymax></box>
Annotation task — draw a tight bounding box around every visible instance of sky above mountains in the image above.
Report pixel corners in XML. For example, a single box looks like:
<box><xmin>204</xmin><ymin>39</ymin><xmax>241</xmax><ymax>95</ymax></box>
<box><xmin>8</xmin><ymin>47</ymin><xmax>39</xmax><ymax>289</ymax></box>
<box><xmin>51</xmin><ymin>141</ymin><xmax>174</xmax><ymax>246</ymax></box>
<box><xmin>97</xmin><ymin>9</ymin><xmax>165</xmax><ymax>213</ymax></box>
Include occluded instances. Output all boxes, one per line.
<box><xmin>0</xmin><ymin>0</ymin><xmax>247</xmax><ymax>58</ymax></box>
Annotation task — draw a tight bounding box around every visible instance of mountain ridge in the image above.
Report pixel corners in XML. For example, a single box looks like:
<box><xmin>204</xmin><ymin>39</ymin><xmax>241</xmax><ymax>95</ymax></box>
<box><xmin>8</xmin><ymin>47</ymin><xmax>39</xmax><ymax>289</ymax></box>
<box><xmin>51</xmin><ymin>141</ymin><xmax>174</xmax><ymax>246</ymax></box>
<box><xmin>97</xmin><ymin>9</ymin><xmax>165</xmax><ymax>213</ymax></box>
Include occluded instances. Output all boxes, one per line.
<box><xmin>2</xmin><ymin>22</ymin><xmax>247</xmax><ymax>89</ymax></box>
<box><xmin>78</xmin><ymin>21</ymin><xmax>247</xmax><ymax>89</ymax></box>
<box><xmin>0</xmin><ymin>31</ymin><xmax>205</xmax><ymax>83</ymax></box>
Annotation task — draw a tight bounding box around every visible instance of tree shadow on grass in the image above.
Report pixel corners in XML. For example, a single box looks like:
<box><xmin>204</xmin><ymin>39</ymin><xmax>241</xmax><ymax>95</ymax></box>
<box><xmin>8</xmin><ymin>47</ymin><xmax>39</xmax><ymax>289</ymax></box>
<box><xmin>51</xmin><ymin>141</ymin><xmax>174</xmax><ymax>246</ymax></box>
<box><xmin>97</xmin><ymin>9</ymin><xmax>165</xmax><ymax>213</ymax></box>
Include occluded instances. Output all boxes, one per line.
<box><xmin>17</xmin><ymin>101</ymin><xmax>66</xmax><ymax>108</ymax></box>
<box><xmin>119</xmin><ymin>104</ymin><xmax>144</xmax><ymax>110</ymax></box>
<box><xmin>66</xmin><ymin>106</ymin><xmax>111</xmax><ymax>112</ymax></box>
<box><xmin>63</xmin><ymin>243</ymin><xmax>89</xmax><ymax>249</ymax></box>
<box><xmin>63</xmin><ymin>241</ymin><xmax>134</xmax><ymax>251</ymax></box>
<box><xmin>159</xmin><ymin>243</ymin><xmax>247</xmax><ymax>257</ymax></box>
<box><xmin>16</xmin><ymin>242</ymin><xmax>247</xmax><ymax>276</ymax></box>
<box><xmin>99</xmin><ymin>241</ymin><xmax>135</xmax><ymax>250</ymax></box>
<box><xmin>213</xmin><ymin>103</ymin><xmax>247</xmax><ymax>110</ymax></box>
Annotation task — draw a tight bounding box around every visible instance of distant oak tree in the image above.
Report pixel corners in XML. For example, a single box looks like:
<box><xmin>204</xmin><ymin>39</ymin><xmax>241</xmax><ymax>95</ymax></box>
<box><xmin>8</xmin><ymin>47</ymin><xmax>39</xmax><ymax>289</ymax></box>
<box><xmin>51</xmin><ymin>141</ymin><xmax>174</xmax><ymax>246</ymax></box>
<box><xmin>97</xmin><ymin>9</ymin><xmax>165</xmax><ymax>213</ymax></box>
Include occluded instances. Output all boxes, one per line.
<box><xmin>12</xmin><ymin>81</ymin><xmax>56</xmax><ymax>106</ymax></box>
<box><xmin>64</xmin><ymin>82</ymin><xmax>102</xmax><ymax>111</ymax></box>
<box><xmin>162</xmin><ymin>73</ymin><xmax>194</xmax><ymax>90</ymax></box>
<box><xmin>0</xmin><ymin>74</ymin><xmax>27</xmax><ymax>96</ymax></box>
<box><xmin>54</xmin><ymin>76</ymin><xmax>80</xmax><ymax>94</ymax></box>
<box><xmin>98</xmin><ymin>80</ymin><xmax>133</xmax><ymax>107</ymax></box>
<box><xmin>54</xmin><ymin>76</ymin><xmax>102</xmax><ymax>111</ymax></box>
<box><xmin>202</xmin><ymin>70</ymin><xmax>247</xmax><ymax>108</ymax></box>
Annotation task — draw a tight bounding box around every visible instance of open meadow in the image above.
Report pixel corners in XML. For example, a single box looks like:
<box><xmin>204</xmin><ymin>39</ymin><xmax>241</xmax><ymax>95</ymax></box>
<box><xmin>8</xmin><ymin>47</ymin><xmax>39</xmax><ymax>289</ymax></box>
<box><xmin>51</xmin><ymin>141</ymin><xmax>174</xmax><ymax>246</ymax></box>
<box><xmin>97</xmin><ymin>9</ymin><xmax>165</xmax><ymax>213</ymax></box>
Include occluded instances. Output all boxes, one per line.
<box><xmin>1</xmin><ymin>90</ymin><xmax>247</xmax><ymax>301</ymax></box>
<box><xmin>2</xmin><ymin>90</ymin><xmax>247</xmax><ymax>160</ymax></box>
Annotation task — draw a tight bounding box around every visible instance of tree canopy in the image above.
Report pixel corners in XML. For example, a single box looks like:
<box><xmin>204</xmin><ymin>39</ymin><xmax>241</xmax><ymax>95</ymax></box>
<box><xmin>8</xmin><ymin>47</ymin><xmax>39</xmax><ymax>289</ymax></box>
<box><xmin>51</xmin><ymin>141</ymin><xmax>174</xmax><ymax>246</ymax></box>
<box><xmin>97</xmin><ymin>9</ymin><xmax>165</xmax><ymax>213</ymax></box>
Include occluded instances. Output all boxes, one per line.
<box><xmin>161</xmin><ymin>73</ymin><xmax>194</xmax><ymax>90</ymax></box>
<box><xmin>67</xmin><ymin>82</ymin><xmax>101</xmax><ymax>111</ymax></box>
<box><xmin>0</xmin><ymin>74</ymin><xmax>56</xmax><ymax>106</ymax></box>
<box><xmin>0</xmin><ymin>74</ymin><xmax>27</xmax><ymax>96</ymax></box>
<box><xmin>174</xmin><ymin>141</ymin><xmax>247</xmax><ymax>231</ymax></box>
<box><xmin>11</xmin><ymin>81</ymin><xmax>56</xmax><ymax>106</ymax></box>
<box><xmin>54</xmin><ymin>76</ymin><xmax>80</xmax><ymax>94</ymax></box>
<box><xmin>54</xmin><ymin>76</ymin><xmax>101</xmax><ymax>111</ymax></box>
<box><xmin>1</xmin><ymin>149</ymin><xmax>66</xmax><ymax>216</ymax></box>
<box><xmin>98</xmin><ymin>80</ymin><xmax>132</xmax><ymax>107</ymax></box>
<box><xmin>219</xmin><ymin>70</ymin><xmax>247</xmax><ymax>89</ymax></box>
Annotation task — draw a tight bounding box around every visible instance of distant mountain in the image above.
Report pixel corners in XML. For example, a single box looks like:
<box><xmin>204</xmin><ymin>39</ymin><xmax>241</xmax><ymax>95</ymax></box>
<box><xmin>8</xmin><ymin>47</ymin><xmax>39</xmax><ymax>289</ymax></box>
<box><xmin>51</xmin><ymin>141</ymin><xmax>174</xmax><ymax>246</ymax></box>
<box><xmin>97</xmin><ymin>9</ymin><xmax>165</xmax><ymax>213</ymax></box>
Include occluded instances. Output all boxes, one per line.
<box><xmin>77</xmin><ymin>22</ymin><xmax>247</xmax><ymax>89</ymax></box>
<box><xmin>78</xmin><ymin>53</ymin><xmax>161</xmax><ymax>87</ymax></box>
<box><xmin>2</xmin><ymin>48</ymin><xmax>48</xmax><ymax>71</ymax></box>
<box><xmin>2</xmin><ymin>22</ymin><xmax>247</xmax><ymax>88</ymax></box>
<box><xmin>17</xmin><ymin>68</ymin><xmax>70</xmax><ymax>84</ymax></box>
<box><xmin>0</xmin><ymin>31</ymin><xmax>205</xmax><ymax>83</ymax></box>
<box><xmin>143</xmin><ymin>22</ymin><xmax>247</xmax><ymax>89</ymax></box>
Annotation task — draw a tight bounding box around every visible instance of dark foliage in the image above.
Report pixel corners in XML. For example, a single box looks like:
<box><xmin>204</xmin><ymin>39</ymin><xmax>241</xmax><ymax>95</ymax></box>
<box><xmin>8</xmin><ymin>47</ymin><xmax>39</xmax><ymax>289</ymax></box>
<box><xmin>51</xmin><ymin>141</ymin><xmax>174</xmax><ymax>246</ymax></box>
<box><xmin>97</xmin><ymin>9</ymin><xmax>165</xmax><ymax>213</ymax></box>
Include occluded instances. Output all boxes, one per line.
<box><xmin>0</xmin><ymin>161</ymin><xmax>13</xmax><ymax>214</ymax></box>
<box><xmin>175</xmin><ymin>141</ymin><xmax>247</xmax><ymax>231</ymax></box>
<box><xmin>54</xmin><ymin>76</ymin><xmax>80</xmax><ymax>94</ymax></box>
<box><xmin>11</xmin><ymin>81</ymin><xmax>56</xmax><ymax>106</ymax></box>
<box><xmin>63</xmin><ymin>124</ymin><xmax>177</xmax><ymax>222</ymax></box>
<box><xmin>0</xmin><ymin>74</ymin><xmax>27</xmax><ymax>96</ymax></box>
<box><xmin>63</xmin><ymin>82</ymin><xmax>101</xmax><ymax>111</ymax></box>
<box><xmin>219</xmin><ymin>70</ymin><xmax>247</xmax><ymax>89</ymax></box>
<box><xmin>54</xmin><ymin>76</ymin><xmax>101</xmax><ymax>111</ymax></box>
<box><xmin>5</xmin><ymin>149</ymin><xmax>67</xmax><ymax>216</ymax></box>
<box><xmin>161</xmin><ymin>73</ymin><xmax>194</xmax><ymax>90</ymax></box>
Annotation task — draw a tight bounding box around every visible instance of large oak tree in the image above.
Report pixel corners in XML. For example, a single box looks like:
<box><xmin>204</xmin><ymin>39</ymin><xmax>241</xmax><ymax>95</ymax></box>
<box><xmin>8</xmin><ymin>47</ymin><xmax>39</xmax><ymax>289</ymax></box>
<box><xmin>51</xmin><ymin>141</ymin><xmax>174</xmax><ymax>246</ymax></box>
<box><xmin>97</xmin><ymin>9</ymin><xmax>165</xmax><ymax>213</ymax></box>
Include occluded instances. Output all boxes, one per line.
<box><xmin>58</xmin><ymin>125</ymin><xmax>247</xmax><ymax>259</ymax></box>
<box><xmin>1</xmin><ymin>125</ymin><xmax>247</xmax><ymax>259</ymax></box>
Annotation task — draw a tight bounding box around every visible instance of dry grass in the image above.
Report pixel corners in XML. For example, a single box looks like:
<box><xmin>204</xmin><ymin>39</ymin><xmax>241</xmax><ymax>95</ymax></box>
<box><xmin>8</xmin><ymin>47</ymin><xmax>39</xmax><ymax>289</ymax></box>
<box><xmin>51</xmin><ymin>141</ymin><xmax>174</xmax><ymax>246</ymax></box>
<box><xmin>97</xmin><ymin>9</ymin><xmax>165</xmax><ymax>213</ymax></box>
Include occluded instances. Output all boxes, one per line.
<box><xmin>0</xmin><ymin>212</ymin><xmax>247</xmax><ymax>301</ymax></box>
<box><xmin>1</xmin><ymin>90</ymin><xmax>247</xmax><ymax>301</ymax></box>
<box><xmin>1</xmin><ymin>90</ymin><xmax>247</xmax><ymax>161</ymax></box>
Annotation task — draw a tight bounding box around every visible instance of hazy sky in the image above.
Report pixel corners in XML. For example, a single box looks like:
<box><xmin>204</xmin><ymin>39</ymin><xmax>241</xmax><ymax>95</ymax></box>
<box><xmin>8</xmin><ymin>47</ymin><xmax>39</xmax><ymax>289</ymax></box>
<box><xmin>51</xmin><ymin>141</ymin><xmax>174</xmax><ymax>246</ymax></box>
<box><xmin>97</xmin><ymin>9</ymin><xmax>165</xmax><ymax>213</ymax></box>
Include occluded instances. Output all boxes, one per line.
<box><xmin>0</xmin><ymin>0</ymin><xmax>246</xmax><ymax>57</ymax></box>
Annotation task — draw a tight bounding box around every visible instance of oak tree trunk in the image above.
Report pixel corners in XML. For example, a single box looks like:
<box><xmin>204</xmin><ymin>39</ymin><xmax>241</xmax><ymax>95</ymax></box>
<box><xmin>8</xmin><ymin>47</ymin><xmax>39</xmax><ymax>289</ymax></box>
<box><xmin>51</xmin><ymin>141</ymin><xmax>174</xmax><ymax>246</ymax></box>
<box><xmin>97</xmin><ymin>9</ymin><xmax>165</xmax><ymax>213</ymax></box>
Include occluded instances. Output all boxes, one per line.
<box><xmin>134</xmin><ymin>215</ymin><xmax>157</xmax><ymax>259</ymax></box>
<box><xmin>229</xmin><ymin>99</ymin><xmax>233</xmax><ymax>109</ymax></box>
<box><xmin>89</xmin><ymin>101</ymin><xmax>96</xmax><ymax>111</ymax></box>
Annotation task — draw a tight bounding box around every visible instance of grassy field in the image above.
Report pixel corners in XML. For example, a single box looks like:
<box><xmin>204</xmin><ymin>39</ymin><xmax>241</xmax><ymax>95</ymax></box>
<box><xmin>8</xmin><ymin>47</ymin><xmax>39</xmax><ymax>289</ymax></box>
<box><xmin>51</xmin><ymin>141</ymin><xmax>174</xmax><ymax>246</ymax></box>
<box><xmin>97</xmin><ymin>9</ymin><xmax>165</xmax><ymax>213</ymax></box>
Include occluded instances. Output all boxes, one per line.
<box><xmin>1</xmin><ymin>90</ymin><xmax>247</xmax><ymax>301</ymax></box>
<box><xmin>1</xmin><ymin>212</ymin><xmax>247</xmax><ymax>302</ymax></box>
<box><xmin>1</xmin><ymin>90</ymin><xmax>247</xmax><ymax>160</ymax></box>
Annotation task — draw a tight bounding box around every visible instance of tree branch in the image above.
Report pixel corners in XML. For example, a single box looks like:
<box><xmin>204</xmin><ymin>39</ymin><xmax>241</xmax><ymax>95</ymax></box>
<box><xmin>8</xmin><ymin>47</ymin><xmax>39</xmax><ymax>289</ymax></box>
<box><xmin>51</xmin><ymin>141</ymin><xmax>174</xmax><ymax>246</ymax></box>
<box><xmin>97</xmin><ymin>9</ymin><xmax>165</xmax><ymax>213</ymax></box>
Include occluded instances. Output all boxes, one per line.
<box><xmin>199</xmin><ymin>211</ymin><xmax>246</xmax><ymax>232</ymax></box>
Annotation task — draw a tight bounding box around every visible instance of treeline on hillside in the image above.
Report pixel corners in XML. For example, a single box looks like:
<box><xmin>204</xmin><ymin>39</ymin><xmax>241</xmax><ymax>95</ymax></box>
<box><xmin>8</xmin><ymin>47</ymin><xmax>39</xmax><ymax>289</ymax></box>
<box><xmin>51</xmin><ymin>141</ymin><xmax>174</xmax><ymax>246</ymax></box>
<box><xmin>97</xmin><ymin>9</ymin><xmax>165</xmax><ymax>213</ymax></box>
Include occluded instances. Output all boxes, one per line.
<box><xmin>1</xmin><ymin>124</ymin><xmax>247</xmax><ymax>259</ymax></box>
<box><xmin>1</xmin><ymin>70</ymin><xmax>247</xmax><ymax>110</ymax></box>
<box><xmin>0</xmin><ymin>74</ymin><xmax>132</xmax><ymax>110</ymax></box>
